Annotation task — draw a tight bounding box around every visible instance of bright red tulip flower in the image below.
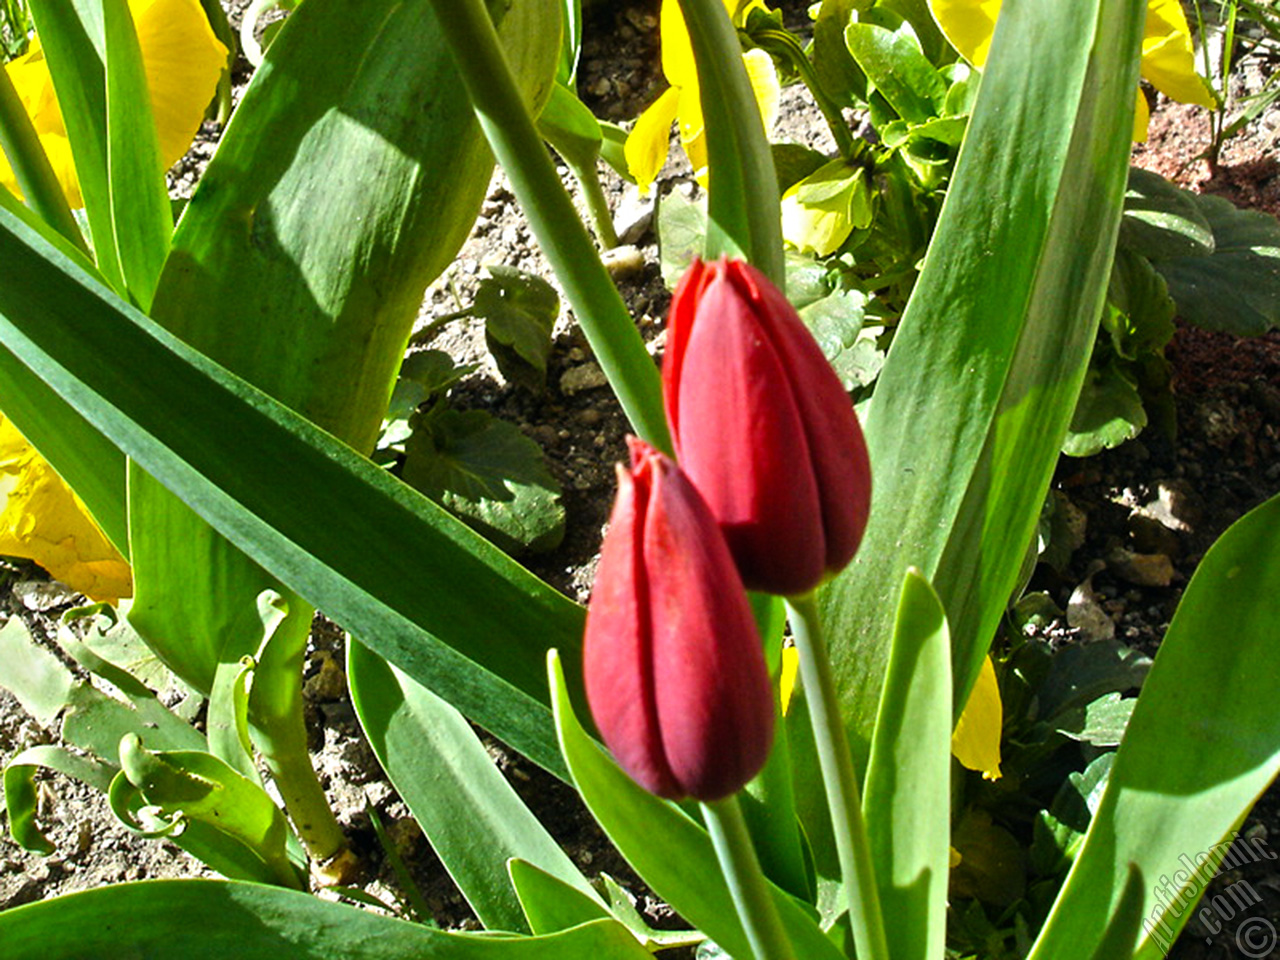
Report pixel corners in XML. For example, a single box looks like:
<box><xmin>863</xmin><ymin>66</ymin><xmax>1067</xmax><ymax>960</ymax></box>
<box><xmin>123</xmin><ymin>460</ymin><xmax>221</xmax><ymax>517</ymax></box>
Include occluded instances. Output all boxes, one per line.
<box><xmin>584</xmin><ymin>437</ymin><xmax>774</xmax><ymax>802</ymax></box>
<box><xmin>663</xmin><ymin>257</ymin><xmax>871</xmax><ymax>596</ymax></box>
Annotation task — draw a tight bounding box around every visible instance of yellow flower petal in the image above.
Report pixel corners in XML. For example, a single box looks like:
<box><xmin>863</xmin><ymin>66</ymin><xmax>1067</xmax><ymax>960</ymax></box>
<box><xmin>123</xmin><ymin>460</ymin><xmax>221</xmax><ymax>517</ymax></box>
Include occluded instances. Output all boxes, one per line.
<box><xmin>930</xmin><ymin>0</ymin><xmax>1211</xmax><ymax>141</ymax></box>
<box><xmin>1141</xmin><ymin>0</ymin><xmax>1214</xmax><ymax>108</ymax></box>
<box><xmin>660</xmin><ymin>0</ymin><xmax>699</xmax><ymax>89</ymax></box>
<box><xmin>133</xmin><ymin>0</ymin><xmax>229</xmax><ymax>168</ymax></box>
<box><xmin>684</xmin><ymin>48</ymin><xmax>778</xmax><ymax>188</ymax></box>
<box><xmin>0</xmin><ymin>0</ymin><xmax>225</xmax><ymax>207</ymax></box>
<box><xmin>779</xmin><ymin>644</ymin><xmax>799</xmax><ymax>715</ymax></box>
<box><xmin>625</xmin><ymin>86</ymin><xmax>682</xmax><ymax>194</ymax></box>
<box><xmin>928</xmin><ymin>0</ymin><xmax>1001</xmax><ymax>67</ymax></box>
<box><xmin>0</xmin><ymin>415</ymin><xmax>132</xmax><ymax>604</ymax></box>
<box><xmin>951</xmin><ymin>654</ymin><xmax>1003</xmax><ymax>781</ymax></box>
<box><xmin>1133</xmin><ymin>86</ymin><xmax>1150</xmax><ymax>143</ymax></box>
<box><xmin>661</xmin><ymin>0</ymin><xmax>757</xmax><ymax>86</ymax></box>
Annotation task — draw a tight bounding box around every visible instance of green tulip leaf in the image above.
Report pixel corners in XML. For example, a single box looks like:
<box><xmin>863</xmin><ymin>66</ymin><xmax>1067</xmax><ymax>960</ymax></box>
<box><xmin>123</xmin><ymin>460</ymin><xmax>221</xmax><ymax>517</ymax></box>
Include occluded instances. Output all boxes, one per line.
<box><xmin>0</xmin><ymin>616</ymin><xmax>75</xmax><ymax>727</ymax></box>
<box><xmin>101</xmin><ymin>0</ymin><xmax>170</xmax><ymax>308</ymax></box>
<box><xmin>3</xmin><ymin>745</ymin><xmax>115</xmax><ymax>853</ymax></box>
<box><xmin>548</xmin><ymin>650</ymin><xmax>847</xmax><ymax>960</ymax></box>
<box><xmin>1027</xmin><ymin>493</ymin><xmax>1280</xmax><ymax>960</ymax></box>
<box><xmin>0</xmin><ymin>880</ymin><xmax>655</xmax><ymax>959</ymax></box>
<box><xmin>114</xmin><ymin>734</ymin><xmax>300</xmax><ymax>887</ymax></box>
<box><xmin>348</xmin><ymin>639</ymin><xmax>594</xmax><ymax>933</ymax></box>
<box><xmin>821</xmin><ymin>0</ymin><xmax>1147</xmax><ymax>770</ymax></box>
<box><xmin>863</xmin><ymin>568</ymin><xmax>952</xmax><ymax>960</ymax></box>
<box><xmin>508</xmin><ymin>858</ymin><xmax>612</xmax><ymax>935</ymax></box>
<box><xmin>0</xmin><ymin>203</ymin><xmax>585</xmax><ymax>778</ymax></box>
<box><xmin>25</xmin><ymin>0</ymin><xmax>126</xmax><ymax>290</ymax></box>
<box><xmin>127</xmin><ymin>0</ymin><xmax>556</xmax><ymax>698</ymax></box>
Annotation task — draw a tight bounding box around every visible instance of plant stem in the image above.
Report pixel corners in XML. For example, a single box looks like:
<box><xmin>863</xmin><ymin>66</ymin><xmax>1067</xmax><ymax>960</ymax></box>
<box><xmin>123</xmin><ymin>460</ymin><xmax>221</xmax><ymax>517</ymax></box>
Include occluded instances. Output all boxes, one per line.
<box><xmin>677</xmin><ymin>0</ymin><xmax>785</xmax><ymax>287</ymax></box>
<box><xmin>702</xmin><ymin>795</ymin><xmax>797</xmax><ymax>960</ymax></box>
<box><xmin>786</xmin><ymin>591</ymin><xmax>890</xmax><ymax>960</ymax></box>
<box><xmin>427</xmin><ymin>0</ymin><xmax>671</xmax><ymax>453</ymax></box>
<box><xmin>250</xmin><ymin>607</ymin><xmax>357</xmax><ymax>884</ymax></box>
<box><xmin>753</xmin><ymin>27</ymin><xmax>857</xmax><ymax>159</ymax></box>
<box><xmin>0</xmin><ymin>65</ymin><xmax>90</xmax><ymax>256</ymax></box>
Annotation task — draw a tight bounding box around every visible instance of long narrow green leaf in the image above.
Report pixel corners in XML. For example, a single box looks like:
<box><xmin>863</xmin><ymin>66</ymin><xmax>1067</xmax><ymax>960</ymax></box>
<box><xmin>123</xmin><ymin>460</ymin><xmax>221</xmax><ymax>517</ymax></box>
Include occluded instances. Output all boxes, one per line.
<box><xmin>0</xmin><ymin>65</ymin><xmax>87</xmax><ymax>252</ymax></box>
<box><xmin>102</xmin><ymin>0</ymin><xmax>170</xmax><ymax>308</ymax></box>
<box><xmin>1027</xmin><ymin>493</ymin><xmax>1280</xmax><ymax>960</ymax></box>
<box><xmin>348</xmin><ymin>639</ymin><xmax>596</xmax><ymax>932</ymax></box>
<box><xmin>25</xmin><ymin>0</ymin><xmax>125</xmax><ymax>291</ymax></box>
<box><xmin>0</xmin><ymin>207</ymin><xmax>584</xmax><ymax>778</ymax></box>
<box><xmin>820</xmin><ymin>0</ymin><xmax>1147</xmax><ymax>766</ymax></box>
<box><xmin>128</xmin><ymin>0</ymin><xmax>557</xmax><ymax>696</ymax></box>
<box><xmin>549</xmin><ymin>651</ymin><xmax>846</xmax><ymax>960</ymax></box>
<box><xmin>0</xmin><ymin>880</ymin><xmax>654</xmax><ymax>959</ymax></box>
<box><xmin>862</xmin><ymin>569</ymin><xmax>951</xmax><ymax>960</ymax></box>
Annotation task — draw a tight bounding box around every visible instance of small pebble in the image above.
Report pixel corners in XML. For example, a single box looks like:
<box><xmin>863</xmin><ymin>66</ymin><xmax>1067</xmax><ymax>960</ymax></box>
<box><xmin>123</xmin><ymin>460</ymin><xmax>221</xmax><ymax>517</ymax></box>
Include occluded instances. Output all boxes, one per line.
<box><xmin>560</xmin><ymin>362</ymin><xmax>609</xmax><ymax>394</ymax></box>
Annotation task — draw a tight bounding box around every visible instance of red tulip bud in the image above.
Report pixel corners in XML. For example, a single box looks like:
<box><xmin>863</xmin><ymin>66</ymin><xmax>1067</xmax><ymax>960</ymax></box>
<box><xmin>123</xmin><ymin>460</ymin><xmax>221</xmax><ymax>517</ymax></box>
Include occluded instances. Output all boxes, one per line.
<box><xmin>583</xmin><ymin>437</ymin><xmax>774</xmax><ymax>802</ymax></box>
<box><xmin>663</xmin><ymin>257</ymin><xmax>871</xmax><ymax>596</ymax></box>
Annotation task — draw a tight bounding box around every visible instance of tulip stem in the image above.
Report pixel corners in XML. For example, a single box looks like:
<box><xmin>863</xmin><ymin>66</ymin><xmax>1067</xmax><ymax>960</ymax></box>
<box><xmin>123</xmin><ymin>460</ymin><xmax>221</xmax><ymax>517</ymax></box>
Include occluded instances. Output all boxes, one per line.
<box><xmin>702</xmin><ymin>795</ymin><xmax>796</xmax><ymax>960</ymax></box>
<box><xmin>786</xmin><ymin>591</ymin><xmax>890</xmax><ymax>960</ymax></box>
<box><xmin>426</xmin><ymin>0</ymin><xmax>672</xmax><ymax>453</ymax></box>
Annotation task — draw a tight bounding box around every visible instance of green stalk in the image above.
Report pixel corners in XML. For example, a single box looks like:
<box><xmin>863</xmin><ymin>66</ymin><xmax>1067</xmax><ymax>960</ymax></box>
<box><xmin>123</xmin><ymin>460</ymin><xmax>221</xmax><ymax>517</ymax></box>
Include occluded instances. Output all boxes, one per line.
<box><xmin>677</xmin><ymin>0</ymin><xmax>784</xmax><ymax>287</ymax></box>
<box><xmin>702</xmin><ymin>796</ymin><xmax>797</xmax><ymax>960</ymax></box>
<box><xmin>786</xmin><ymin>591</ymin><xmax>889</xmax><ymax>960</ymax></box>
<box><xmin>250</xmin><ymin>611</ymin><xmax>357</xmax><ymax>884</ymax></box>
<box><xmin>427</xmin><ymin>0</ymin><xmax>670</xmax><ymax>453</ymax></box>
<box><xmin>0</xmin><ymin>65</ymin><xmax>89</xmax><ymax>255</ymax></box>
<box><xmin>752</xmin><ymin>27</ymin><xmax>856</xmax><ymax>159</ymax></box>
<box><xmin>565</xmin><ymin>154</ymin><xmax>620</xmax><ymax>249</ymax></box>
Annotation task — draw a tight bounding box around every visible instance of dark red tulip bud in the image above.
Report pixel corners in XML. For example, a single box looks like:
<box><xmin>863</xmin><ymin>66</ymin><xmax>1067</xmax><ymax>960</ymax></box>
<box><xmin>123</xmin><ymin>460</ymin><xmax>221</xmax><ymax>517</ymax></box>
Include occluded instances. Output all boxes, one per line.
<box><xmin>663</xmin><ymin>257</ymin><xmax>871</xmax><ymax>596</ymax></box>
<box><xmin>583</xmin><ymin>437</ymin><xmax>774</xmax><ymax>802</ymax></box>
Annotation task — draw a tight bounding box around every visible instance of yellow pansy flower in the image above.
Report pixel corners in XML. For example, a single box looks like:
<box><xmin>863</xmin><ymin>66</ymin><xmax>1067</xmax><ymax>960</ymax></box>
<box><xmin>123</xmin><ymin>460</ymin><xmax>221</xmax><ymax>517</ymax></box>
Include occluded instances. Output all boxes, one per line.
<box><xmin>0</xmin><ymin>414</ymin><xmax>131</xmax><ymax>604</ymax></box>
<box><xmin>0</xmin><ymin>0</ymin><xmax>227</xmax><ymax>207</ymax></box>
<box><xmin>951</xmin><ymin>654</ymin><xmax>1002</xmax><ymax>781</ymax></box>
<box><xmin>625</xmin><ymin>0</ymin><xmax>780</xmax><ymax>192</ymax></box>
<box><xmin>928</xmin><ymin>0</ymin><xmax>1214</xmax><ymax>140</ymax></box>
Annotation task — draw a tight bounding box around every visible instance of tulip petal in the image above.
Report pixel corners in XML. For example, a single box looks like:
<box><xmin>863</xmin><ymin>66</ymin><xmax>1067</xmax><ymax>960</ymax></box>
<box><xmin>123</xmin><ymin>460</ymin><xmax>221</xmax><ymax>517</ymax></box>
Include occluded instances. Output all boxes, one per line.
<box><xmin>0</xmin><ymin>415</ymin><xmax>132</xmax><ymax>604</ymax></box>
<box><xmin>583</xmin><ymin>458</ymin><xmax>682</xmax><ymax>799</ymax></box>
<box><xmin>625</xmin><ymin>86</ymin><xmax>682</xmax><ymax>194</ymax></box>
<box><xmin>669</xmin><ymin>266</ymin><xmax>826</xmax><ymax>594</ymax></box>
<box><xmin>733</xmin><ymin>263</ymin><xmax>871</xmax><ymax>579</ymax></box>
<box><xmin>642</xmin><ymin>450</ymin><xmax>773</xmax><ymax>801</ymax></box>
<box><xmin>584</xmin><ymin>440</ymin><xmax>773</xmax><ymax>801</ymax></box>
